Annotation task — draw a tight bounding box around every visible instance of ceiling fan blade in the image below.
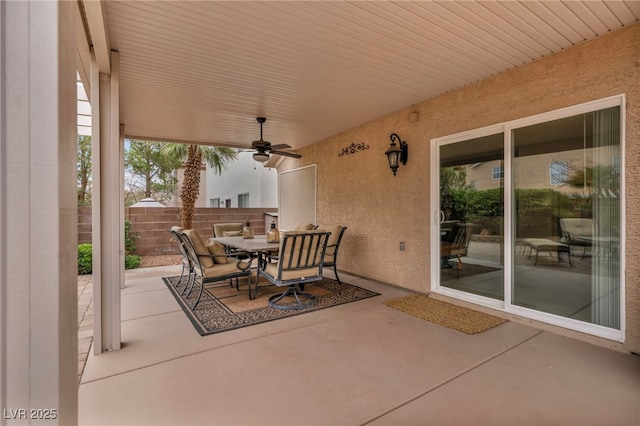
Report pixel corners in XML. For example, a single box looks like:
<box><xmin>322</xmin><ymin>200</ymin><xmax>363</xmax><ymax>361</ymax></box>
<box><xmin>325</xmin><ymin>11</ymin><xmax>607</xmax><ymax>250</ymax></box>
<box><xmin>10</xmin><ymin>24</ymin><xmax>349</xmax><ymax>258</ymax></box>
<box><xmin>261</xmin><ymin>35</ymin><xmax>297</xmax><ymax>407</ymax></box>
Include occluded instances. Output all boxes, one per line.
<box><xmin>249</xmin><ymin>117</ymin><xmax>299</xmax><ymax>160</ymax></box>
<box><xmin>268</xmin><ymin>144</ymin><xmax>291</xmax><ymax>150</ymax></box>
<box><xmin>271</xmin><ymin>150</ymin><xmax>302</xmax><ymax>159</ymax></box>
<box><xmin>251</xmin><ymin>140</ymin><xmax>270</xmax><ymax>148</ymax></box>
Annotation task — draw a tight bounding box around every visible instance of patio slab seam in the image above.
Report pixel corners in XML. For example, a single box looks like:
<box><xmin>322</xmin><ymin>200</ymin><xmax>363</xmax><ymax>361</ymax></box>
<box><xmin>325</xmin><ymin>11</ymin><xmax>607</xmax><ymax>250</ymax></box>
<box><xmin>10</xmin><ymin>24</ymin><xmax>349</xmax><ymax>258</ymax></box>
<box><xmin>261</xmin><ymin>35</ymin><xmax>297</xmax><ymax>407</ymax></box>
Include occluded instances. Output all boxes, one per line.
<box><xmin>122</xmin><ymin>287</ymin><xmax>172</xmax><ymax>296</ymax></box>
<box><xmin>360</xmin><ymin>329</ymin><xmax>545</xmax><ymax>426</ymax></box>
<box><xmin>120</xmin><ymin>308</ymin><xmax>183</xmax><ymax>324</ymax></box>
<box><xmin>80</xmin><ymin>303</ymin><xmax>393</xmax><ymax>386</ymax></box>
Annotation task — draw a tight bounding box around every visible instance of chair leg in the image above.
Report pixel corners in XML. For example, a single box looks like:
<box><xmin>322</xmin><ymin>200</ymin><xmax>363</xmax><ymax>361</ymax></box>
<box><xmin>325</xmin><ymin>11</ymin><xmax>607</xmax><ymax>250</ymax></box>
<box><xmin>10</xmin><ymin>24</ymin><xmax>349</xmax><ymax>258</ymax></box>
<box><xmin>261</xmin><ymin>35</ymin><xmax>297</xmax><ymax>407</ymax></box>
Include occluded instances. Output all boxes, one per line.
<box><xmin>268</xmin><ymin>285</ymin><xmax>316</xmax><ymax>310</ymax></box>
<box><xmin>184</xmin><ymin>272</ymin><xmax>198</xmax><ymax>298</ymax></box>
<box><xmin>181</xmin><ymin>271</ymin><xmax>195</xmax><ymax>296</ymax></box>
<box><xmin>191</xmin><ymin>276</ymin><xmax>204</xmax><ymax>310</ymax></box>
<box><xmin>175</xmin><ymin>265</ymin><xmax>186</xmax><ymax>288</ymax></box>
<box><xmin>334</xmin><ymin>264</ymin><xmax>342</xmax><ymax>284</ymax></box>
<box><xmin>566</xmin><ymin>250</ymin><xmax>574</xmax><ymax>267</ymax></box>
<box><xmin>456</xmin><ymin>254</ymin><xmax>463</xmax><ymax>279</ymax></box>
<box><xmin>251</xmin><ymin>270</ymin><xmax>260</xmax><ymax>300</ymax></box>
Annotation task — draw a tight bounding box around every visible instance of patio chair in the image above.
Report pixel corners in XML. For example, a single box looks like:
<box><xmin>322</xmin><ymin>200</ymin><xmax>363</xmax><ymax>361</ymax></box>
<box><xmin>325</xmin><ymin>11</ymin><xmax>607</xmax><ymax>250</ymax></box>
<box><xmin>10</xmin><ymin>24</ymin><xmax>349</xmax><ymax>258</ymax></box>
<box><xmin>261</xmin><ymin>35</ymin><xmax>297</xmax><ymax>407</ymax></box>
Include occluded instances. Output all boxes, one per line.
<box><xmin>212</xmin><ymin>222</ymin><xmax>251</xmax><ymax>258</ymax></box>
<box><xmin>441</xmin><ymin>223</ymin><xmax>475</xmax><ymax>278</ymax></box>
<box><xmin>559</xmin><ymin>218</ymin><xmax>593</xmax><ymax>260</ymax></box>
<box><xmin>180</xmin><ymin>229</ymin><xmax>252</xmax><ymax>309</ymax></box>
<box><xmin>212</xmin><ymin>222</ymin><xmax>244</xmax><ymax>238</ymax></box>
<box><xmin>315</xmin><ymin>225</ymin><xmax>347</xmax><ymax>284</ymax></box>
<box><xmin>169</xmin><ymin>226</ymin><xmax>194</xmax><ymax>292</ymax></box>
<box><xmin>255</xmin><ymin>231</ymin><xmax>330</xmax><ymax>310</ymax></box>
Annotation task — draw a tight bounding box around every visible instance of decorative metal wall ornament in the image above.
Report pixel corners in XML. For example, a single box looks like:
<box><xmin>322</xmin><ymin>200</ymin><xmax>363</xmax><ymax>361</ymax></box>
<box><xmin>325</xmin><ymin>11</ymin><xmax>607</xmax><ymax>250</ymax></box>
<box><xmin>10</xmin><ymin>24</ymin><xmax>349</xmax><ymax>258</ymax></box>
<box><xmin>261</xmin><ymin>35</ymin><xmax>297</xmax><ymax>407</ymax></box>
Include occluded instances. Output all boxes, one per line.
<box><xmin>338</xmin><ymin>142</ymin><xmax>370</xmax><ymax>157</ymax></box>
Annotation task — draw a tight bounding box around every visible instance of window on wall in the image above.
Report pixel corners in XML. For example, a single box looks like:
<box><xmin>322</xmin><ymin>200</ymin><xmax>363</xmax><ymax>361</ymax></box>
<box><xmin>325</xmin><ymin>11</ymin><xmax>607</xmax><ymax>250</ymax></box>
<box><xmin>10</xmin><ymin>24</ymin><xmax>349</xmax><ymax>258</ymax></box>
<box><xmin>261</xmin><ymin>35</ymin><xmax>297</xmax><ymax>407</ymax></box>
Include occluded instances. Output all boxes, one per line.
<box><xmin>238</xmin><ymin>193</ymin><xmax>249</xmax><ymax>208</ymax></box>
<box><xmin>432</xmin><ymin>95</ymin><xmax>624</xmax><ymax>341</ymax></box>
<box><xmin>492</xmin><ymin>166</ymin><xmax>504</xmax><ymax>180</ymax></box>
<box><xmin>210</xmin><ymin>198</ymin><xmax>220</xmax><ymax>208</ymax></box>
<box><xmin>549</xmin><ymin>161</ymin><xmax>568</xmax><ymax>185</ymax></box>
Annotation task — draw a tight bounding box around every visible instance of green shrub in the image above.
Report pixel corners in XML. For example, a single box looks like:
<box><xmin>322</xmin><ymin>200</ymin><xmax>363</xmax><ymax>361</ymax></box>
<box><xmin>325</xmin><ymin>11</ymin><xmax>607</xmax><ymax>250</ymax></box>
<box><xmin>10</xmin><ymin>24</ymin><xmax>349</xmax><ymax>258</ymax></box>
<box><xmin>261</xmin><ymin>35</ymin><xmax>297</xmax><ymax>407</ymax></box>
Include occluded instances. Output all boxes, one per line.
<box><xmin>125</xmin><ymin>254</ymin><xmax>142</xmax><ymax>270</ymax></box>
<box><xmin>447</xmin><ymin>187</ymin><xmax>579</xmax><ymax>238</ymax></box>
<box><xmin>124</xmin><ymin>220</ymin><xmax>139</xmax><ymax>254</ymax></box>
<box><xmin>78</xmin><ymin>243</ymin><xmax>93</xmax><ymax>275</ymax></box>
<box><xmin>77</xmin><ymin>243</ymin><xmax>142</xmax><ymax>275</ymax></box>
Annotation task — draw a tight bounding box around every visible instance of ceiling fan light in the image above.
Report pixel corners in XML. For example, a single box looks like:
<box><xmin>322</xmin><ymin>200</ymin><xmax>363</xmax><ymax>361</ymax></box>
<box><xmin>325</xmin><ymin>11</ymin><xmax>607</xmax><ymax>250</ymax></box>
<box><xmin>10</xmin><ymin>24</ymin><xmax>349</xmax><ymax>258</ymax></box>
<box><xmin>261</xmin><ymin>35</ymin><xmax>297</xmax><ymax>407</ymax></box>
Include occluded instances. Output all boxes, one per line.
<box><xmin>253</xmin><ymin>152</ymin><xmax>270</xmax><ymax>162</ymax></box>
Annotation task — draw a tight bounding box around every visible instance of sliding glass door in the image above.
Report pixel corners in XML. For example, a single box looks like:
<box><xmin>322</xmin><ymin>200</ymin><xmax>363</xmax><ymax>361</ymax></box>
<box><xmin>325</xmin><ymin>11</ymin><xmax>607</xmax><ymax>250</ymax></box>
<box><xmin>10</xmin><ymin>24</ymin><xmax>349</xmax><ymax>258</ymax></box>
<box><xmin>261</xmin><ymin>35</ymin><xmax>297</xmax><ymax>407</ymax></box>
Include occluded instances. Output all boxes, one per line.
<box><xmin>512</xmin><ymin>106</ymin><xmax>621</xmax><ymax>329</ymax></box>
<box><xmin>433</xmin><ymin>97</ymin><xmax>623</xmax><ymax>338</ymax></box>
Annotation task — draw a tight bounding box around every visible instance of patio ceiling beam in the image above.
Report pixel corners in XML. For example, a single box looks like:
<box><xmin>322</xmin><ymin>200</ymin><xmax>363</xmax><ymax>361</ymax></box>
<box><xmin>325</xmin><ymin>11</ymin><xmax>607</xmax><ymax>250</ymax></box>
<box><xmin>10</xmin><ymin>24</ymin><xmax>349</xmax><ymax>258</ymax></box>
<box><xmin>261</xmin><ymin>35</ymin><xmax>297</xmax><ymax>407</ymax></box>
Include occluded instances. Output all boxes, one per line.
<box><xmin>82</xmin><ymin>0</ymin><xmax>111</xmax><ymax>74</ymax></box>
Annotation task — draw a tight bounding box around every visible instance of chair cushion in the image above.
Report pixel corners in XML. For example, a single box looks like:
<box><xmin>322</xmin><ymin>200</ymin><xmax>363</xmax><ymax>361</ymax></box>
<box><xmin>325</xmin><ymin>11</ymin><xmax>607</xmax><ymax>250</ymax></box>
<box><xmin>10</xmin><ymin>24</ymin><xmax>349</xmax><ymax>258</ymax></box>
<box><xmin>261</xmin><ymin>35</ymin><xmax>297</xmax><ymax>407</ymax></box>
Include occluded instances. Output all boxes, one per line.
<box><xmin>203</xmin><ymin>261</ymin><xmax>249</xmax><ymax>279</ymax></box>
<box><xmin>560</xmin><ymin>218</ymin><xmax>593</xmax><ymax>237</ymax></box>
<box><xmin>223</xmin><ymin>230</ymin><xmax>242</xmax><ymax>237</ymax></box>
<box><xmin>207</xmin><ymin>241</ymin><xmax>229</xmax><ymax>264</ymax></box>
<box><xmin>293</xmin><ymin>223</ymin><xmax>314</xmax><ymax>231</ymax></box>
<box><xmin>213</xmin><ymin>223</ymin><xmax>243</xmax><ymax>237</ymax></box>
<box><xmin>183</xmin><ymin>229</ymin><xmax>214</xmax><ymax>268</ymax></box>
<box><xmin>315</xmin><ymin>225</ymin><xmax>342</xmax><ymax>258</ymax></box>
<box><xmin>263</xmin><ymin>262</ymin><xmax>320</xmax><ymax>282</ymax></box>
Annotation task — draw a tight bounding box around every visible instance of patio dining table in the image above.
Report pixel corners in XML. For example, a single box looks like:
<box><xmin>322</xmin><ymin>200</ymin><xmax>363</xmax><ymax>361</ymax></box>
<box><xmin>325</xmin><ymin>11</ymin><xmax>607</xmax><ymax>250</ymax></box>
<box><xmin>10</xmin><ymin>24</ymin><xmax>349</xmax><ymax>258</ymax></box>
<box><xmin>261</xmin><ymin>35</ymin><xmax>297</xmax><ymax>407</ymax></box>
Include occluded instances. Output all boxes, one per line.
<box><xmin>209</xmin><ymin>235</ymin><xmax>280</xmax><ymax>299</ymax></box>
<box><xmin>210</xmin><ymin>235</ymin><xmax>280</xmax><ymax>253</ymax></box>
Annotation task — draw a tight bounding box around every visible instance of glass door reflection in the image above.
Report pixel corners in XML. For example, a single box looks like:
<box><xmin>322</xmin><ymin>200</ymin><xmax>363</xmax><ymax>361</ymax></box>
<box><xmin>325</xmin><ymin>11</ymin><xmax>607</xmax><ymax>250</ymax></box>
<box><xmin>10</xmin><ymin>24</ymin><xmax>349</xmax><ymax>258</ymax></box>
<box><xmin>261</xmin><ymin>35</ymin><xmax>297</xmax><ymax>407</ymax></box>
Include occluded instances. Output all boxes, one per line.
<box><xmin>439</xmin><ymin>134</ymin><xmax>504</xmax><ymax>300</ymax></box>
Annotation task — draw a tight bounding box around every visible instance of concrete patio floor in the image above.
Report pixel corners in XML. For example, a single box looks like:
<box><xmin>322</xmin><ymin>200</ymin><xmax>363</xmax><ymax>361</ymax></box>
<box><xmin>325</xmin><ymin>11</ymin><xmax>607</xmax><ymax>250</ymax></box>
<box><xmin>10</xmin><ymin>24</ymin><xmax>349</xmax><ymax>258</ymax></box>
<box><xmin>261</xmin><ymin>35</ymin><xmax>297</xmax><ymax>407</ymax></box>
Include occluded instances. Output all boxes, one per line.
<box><xmin>78</xmin><ymin>265</ymin><xmax>640</xmax><ymax>426</ymax></box>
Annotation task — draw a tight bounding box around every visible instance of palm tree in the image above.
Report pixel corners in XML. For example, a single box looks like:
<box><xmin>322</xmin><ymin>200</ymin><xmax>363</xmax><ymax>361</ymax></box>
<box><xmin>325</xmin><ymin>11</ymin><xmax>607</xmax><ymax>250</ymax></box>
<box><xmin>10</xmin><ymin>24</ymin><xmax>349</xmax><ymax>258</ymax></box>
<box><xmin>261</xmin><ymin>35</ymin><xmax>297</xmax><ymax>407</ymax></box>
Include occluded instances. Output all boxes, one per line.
<box><xmin>161</xmin><ymin>143</ymin><xmax>237</xmax><ymax>229</ymax></box>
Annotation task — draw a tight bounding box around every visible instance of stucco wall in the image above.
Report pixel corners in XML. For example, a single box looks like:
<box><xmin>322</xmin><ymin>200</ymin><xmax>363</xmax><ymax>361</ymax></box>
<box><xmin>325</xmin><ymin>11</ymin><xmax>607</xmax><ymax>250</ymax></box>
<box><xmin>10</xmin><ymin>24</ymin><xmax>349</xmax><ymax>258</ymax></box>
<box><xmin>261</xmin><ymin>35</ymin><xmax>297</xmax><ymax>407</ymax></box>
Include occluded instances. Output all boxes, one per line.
<box><xmin>277</xmin><ymin>24</ymin><xmax>640</xmax><ymax>352</ymax></box>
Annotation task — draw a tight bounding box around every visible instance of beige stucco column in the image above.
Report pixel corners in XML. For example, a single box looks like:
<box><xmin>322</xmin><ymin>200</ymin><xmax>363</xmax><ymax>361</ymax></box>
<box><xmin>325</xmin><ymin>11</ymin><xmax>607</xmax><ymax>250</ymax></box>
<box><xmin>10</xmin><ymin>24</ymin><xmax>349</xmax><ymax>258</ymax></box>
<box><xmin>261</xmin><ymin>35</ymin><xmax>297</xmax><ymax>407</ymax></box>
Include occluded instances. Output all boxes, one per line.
<box><xmin>0</xmin><ymin>1</ymin><xmax>78</xmax><ymax>424</ymax></box>
<box><xmin>91</xmin><ymin>50</ymin><xmax>123</xmax><ymax>354</ymax></box>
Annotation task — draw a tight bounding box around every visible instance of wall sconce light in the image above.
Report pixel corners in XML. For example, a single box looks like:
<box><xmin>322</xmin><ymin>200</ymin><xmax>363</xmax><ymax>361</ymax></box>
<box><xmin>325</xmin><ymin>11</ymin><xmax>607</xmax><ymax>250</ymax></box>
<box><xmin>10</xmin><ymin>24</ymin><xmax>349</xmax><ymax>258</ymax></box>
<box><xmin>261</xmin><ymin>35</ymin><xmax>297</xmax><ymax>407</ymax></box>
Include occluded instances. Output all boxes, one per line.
<box><xmin>385</xmin><ymin>133</ymin><xmax>408</xmax><ymax>176</ymax></box>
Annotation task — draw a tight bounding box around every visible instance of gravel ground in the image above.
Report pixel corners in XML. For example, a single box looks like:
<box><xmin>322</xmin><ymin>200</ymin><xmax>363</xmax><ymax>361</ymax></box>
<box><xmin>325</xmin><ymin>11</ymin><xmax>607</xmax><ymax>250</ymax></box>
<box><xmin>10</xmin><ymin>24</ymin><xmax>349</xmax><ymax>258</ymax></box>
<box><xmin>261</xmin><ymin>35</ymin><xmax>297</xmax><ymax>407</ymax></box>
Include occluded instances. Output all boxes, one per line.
<box><xmin>139</xmin><ymin>254</ymin><xmax>182</xmax><ymax>268</ymax></box>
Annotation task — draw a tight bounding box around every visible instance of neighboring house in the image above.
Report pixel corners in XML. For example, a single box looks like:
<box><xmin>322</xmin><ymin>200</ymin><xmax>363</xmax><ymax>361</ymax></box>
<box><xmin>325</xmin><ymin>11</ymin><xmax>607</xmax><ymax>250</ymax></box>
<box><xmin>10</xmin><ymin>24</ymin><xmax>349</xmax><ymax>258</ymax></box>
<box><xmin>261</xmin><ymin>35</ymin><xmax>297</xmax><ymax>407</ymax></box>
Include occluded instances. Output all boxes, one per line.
<box><xmin>167</xmin><ymin>163</ymin><xmax>207</xmax><ymax>208</ymax></box>
<box><xmin>205</xmin><ymin>150</ymin><xmax>278</xmax><ymax>208</ymax></box>
<box><xmin>465</xmin><ymin>148</ymin><xmax>617</xmax><ymax>195</ymax></box>
<box><xmin>166</xmin><ymin>150</ymin><xmax>277</xmax><ymax>208</ymax></box>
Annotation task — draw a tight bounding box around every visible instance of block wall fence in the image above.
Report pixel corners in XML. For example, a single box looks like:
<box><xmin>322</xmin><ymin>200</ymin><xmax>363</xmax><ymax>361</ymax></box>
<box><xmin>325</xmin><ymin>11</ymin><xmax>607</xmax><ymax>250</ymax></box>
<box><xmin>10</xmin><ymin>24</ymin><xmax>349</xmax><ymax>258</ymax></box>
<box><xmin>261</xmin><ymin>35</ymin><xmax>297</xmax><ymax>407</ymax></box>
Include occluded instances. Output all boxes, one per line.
<box><xmin>77</xmin><ymin>206</ymin><xmax>278</xmax><ymax>256</ymax></box>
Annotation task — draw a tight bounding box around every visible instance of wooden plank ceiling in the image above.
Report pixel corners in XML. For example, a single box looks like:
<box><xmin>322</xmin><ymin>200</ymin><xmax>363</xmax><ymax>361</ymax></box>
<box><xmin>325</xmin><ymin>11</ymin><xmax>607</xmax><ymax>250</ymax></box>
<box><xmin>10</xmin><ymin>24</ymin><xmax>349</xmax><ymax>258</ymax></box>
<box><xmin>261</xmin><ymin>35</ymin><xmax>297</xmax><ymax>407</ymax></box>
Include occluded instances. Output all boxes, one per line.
<box><xmin>102</xmin><ymin>1</ymin><xmax>639</xmax><ymax>150</ymax></box>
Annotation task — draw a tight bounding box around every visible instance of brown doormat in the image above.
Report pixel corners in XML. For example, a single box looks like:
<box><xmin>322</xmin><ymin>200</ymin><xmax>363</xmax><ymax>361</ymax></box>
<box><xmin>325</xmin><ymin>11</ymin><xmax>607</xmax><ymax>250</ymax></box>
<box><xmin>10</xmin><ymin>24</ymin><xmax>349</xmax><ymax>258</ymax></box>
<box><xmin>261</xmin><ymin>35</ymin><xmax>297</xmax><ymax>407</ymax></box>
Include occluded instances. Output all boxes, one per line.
<box><xmin>385</xmin><ymin>294</ymin><xmax>507</xmax><ymax>334</ymax></box>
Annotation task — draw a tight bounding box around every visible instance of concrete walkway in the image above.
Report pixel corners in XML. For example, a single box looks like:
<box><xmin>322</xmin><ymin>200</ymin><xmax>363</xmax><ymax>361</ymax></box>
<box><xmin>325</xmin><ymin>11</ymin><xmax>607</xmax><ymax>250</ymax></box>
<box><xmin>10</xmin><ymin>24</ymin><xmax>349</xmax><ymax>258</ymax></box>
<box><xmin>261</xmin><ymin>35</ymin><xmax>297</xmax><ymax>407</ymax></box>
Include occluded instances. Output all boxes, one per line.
<box><xmin>77</xmin><ymin>274</ymin><xmax>93</xmax><ymax>381</ymax></box>
<box><xmin>78</xmin><ymin>266</ymin><xmax>640</xmax><ymax>426</ymax></box>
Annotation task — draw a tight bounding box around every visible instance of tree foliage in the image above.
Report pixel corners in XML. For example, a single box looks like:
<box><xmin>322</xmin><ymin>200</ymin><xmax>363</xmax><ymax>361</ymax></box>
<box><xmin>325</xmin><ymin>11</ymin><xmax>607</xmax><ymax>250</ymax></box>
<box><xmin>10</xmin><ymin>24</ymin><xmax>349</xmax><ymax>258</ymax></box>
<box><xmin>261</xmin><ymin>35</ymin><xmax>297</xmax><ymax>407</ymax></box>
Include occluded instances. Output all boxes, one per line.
<box><xmin>160</xmin><ymin>143</ymin><xmax>237</xmax><ymax>228</ymax></box>
<box><xmin>77</xmin><ymin>135</ymin><xmax>92</xmax><ymax>206</ymax></box>
<box><xmin>440</xmin><ymin>166</ymin><xmax>467</xmax><ymax>217</ymax></box>
<box><xmin>124</xmin><ymin>140</ymin><xmax>182</xmax><ymax>205</ymax></box>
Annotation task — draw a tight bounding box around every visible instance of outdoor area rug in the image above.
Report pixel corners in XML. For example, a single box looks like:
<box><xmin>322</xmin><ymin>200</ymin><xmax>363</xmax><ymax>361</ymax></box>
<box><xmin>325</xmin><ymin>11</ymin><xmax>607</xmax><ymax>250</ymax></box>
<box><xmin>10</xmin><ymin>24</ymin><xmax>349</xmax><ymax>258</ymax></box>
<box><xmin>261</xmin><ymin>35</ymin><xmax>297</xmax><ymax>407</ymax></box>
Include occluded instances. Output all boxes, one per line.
<box><xmin>384</xmin><ymin>294</ymin><xmax>508</xmax><ymax>334</ymax></box>
<box><xmin>162</xmin><ymin>275</ymin><xmax>379</xmax><ymax>336</ymax></box>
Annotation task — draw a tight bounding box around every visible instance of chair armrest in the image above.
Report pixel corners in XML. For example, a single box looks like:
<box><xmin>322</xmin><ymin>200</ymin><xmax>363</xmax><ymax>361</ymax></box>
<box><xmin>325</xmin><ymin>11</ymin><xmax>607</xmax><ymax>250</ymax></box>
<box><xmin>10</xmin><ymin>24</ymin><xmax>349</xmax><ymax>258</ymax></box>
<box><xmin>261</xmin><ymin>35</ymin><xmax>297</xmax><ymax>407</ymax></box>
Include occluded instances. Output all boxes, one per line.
<box><xmin>236</xmin><ymin>258</ymin><xmax>252</xmax><ymax>271</ymax></box>
<box><xmin>200</xmin><ymin>250</ymin><xmax>251</xmax><ymax>262</ymax></box>
<box><xmin>226</xmin><ymin>250</ymin><xmax>250</xmax><ymax>259</ymax></box>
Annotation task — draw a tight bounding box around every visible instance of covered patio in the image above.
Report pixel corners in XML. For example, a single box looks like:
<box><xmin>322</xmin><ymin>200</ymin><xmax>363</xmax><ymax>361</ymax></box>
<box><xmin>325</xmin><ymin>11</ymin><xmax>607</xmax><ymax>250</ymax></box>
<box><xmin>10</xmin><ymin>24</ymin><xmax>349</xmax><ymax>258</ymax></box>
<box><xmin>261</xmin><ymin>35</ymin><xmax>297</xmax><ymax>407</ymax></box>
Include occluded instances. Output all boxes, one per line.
<box><xmin>2</xmin><ymin>1</ymin><xmax>640</xmax><ymax>424</ymax></box>
<box><xmin>78</xmin><ymin>265</ymin><xmax>640</xmax><ymax>425</ymax></box>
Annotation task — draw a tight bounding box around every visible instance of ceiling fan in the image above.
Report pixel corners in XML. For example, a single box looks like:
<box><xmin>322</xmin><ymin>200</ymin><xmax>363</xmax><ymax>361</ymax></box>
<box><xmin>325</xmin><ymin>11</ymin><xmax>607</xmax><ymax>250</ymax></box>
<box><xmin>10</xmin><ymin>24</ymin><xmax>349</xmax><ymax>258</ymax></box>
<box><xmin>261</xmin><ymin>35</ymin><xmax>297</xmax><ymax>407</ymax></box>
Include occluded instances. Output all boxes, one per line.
<box><xmin>249</xmin><ymin>117</ymin><xmax>301</xmax><ymax>162</ymax></box>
